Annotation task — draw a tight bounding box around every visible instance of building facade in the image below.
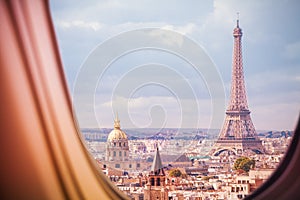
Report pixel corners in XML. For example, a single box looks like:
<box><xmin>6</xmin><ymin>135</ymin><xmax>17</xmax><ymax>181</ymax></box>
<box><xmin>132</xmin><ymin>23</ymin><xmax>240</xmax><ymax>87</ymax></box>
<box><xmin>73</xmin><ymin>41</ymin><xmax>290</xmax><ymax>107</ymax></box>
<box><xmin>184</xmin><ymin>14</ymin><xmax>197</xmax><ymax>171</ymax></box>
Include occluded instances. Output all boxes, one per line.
<box><xmin>102</xmin><ymin>115</ymin><xmax>148</xmax><ymax>171</ymax></box>
<box><xmin>144</xmin><ymin>147</ymin><xmax>169</xmax><ymax>200</ymax></box>
<box><xmin>106</xmin><ymin>115</ymin><xmax>129</xmax><ymax>160</ymax></box>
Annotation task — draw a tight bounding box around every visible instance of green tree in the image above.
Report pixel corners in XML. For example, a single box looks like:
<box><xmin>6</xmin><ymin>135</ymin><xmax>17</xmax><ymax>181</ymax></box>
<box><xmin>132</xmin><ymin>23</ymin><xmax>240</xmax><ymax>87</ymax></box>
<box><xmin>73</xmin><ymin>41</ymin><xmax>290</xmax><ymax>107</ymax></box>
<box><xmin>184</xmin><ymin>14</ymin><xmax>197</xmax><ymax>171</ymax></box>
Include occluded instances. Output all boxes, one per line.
<box><xmin>234</xmin><ymin>157</ymin><xmax>255</xmax><ymax>172</ymax></box>
<box><xmin>169</xmin><ymin>168</ymin><xmax>182</xmax><ymax>177</ymax></box>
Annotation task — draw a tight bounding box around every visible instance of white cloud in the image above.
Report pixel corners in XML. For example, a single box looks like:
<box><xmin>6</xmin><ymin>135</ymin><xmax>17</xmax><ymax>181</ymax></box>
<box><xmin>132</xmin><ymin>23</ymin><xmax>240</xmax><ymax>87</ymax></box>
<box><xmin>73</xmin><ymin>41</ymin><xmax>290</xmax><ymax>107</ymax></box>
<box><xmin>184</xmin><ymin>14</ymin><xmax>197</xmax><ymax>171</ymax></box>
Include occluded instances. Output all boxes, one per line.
<box><xmin>51</xmin><ymin>0</ymin><xmax>300</xmax><ymax>130</ymax></box>
<box><xmin>162</xmin><ymin>23</ymin><xmax>197</xmax><ymax>35</ymax></box>
<box><xmin>94</xmin><ymin>95</ymin><xmax>216</xmax><ymax>128</ymax></box>
<box><xmin>57</xmin><ymin>20</ymin><xmax>103</xmax><ymax>31</ymax></box>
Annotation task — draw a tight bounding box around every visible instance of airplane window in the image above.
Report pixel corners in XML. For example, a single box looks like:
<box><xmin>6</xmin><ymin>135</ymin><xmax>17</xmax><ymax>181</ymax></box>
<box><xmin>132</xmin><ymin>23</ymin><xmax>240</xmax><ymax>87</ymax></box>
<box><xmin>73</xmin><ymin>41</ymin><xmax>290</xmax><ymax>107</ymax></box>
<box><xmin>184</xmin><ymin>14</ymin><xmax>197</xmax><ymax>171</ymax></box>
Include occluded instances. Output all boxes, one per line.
<box><xmin>1</xmin><ymin>1</ymin><xmax>299</xmax><ymax>200</ymax></box>
<box><xmin>49</xmin><ymin>1</ymin><xmax>300</xmax><ymax>199</ymax></box>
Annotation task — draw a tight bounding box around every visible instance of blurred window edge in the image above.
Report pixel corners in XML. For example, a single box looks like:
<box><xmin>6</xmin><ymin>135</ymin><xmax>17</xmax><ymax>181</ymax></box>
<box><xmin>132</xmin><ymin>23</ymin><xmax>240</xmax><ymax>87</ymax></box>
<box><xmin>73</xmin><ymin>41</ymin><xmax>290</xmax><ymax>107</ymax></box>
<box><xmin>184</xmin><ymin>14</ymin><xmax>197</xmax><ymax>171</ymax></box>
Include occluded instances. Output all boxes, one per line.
<box><xmin>246</xmin><ymin>116</ymin><xmax>300</xmax><ymax>200</ymax></box>
<box><xmin>0</xmin><ymin>1</ymin><xmax>127</xmax><ymax>199</ymax></box>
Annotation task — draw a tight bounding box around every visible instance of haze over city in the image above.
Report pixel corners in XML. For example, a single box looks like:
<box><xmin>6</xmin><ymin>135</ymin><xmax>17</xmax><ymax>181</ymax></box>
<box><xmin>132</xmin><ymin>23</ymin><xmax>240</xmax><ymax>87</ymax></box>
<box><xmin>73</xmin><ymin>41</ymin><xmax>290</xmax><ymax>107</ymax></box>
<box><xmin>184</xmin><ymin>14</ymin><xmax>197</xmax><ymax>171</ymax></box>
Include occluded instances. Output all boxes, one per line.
<box><xmin>50</xmin><ymin>0</ymin><xmax>300</xmax><ymax>131</ymax></box>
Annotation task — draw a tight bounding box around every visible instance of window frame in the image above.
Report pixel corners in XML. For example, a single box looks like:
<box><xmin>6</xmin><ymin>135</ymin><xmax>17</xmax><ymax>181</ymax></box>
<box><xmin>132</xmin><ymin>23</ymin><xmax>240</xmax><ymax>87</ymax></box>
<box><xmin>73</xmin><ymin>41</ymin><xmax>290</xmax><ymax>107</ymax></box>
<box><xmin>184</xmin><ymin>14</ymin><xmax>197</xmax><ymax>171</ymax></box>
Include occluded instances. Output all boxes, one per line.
<box><xmin>1</xmin><ymin>1</ymin><xmax>300</xmax><ymax>200</ymax></box>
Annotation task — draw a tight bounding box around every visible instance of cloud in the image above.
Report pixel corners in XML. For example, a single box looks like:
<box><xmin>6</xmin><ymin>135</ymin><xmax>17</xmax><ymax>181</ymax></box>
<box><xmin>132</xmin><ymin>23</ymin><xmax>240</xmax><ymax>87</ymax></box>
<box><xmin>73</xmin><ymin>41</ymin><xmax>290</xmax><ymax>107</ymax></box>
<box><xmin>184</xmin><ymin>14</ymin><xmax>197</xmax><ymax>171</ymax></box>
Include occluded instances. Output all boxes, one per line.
<box><xmin>94</xmin><ymin>95</ymin><xmax>215</xmax><ymax>128</ymax></box>
<box><xmin>50</xmin><ymin>0</ymin><xmax>300</xmax><ymax>130</ymax></box>
<box><xmin>161</xmin><ymin>23</ymin><xmax>197</xmax><ymax>35</ymax></box>
<box><xmin>57</xmin><ymin>20</ymin><xmax>104</xmax><ymax>31</ymax></box>
<box><xmin>246</xmin><ymin>68</ymin><xmax>300</xmax><ymax>96</ymax></box>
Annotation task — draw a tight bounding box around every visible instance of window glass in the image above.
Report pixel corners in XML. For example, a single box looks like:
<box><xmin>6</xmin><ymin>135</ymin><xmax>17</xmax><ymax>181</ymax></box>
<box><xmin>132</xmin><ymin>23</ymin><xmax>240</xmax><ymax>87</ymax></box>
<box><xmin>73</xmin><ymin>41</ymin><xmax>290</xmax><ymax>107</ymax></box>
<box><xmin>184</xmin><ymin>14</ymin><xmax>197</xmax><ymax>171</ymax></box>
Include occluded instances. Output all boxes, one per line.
<box><xmin>50</xmin><ymin>1</ymin><xmax>299</xmax><ymax>199</ymax></box>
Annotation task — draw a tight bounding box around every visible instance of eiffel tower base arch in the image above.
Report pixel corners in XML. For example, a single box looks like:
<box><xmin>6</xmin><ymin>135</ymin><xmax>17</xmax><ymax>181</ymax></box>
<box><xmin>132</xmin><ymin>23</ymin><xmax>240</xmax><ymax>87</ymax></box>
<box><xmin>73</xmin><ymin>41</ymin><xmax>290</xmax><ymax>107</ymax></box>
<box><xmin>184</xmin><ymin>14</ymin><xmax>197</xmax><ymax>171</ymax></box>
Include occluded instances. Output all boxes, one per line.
<box><xmin>210</xmin><ymin>139</ymin><xmax>264</xmax><ymax>156</ymax></box>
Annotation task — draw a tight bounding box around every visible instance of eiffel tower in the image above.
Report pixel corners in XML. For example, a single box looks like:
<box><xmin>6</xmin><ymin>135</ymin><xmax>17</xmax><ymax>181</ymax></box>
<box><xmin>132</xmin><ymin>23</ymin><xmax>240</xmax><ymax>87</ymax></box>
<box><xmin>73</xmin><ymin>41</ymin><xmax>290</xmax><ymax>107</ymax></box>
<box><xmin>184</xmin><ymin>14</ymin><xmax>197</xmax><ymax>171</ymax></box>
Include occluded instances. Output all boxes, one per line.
<box><xmin>211</xmin><ymin>17</ymin><xmax>264</xmax><ymax>156</ymax></box>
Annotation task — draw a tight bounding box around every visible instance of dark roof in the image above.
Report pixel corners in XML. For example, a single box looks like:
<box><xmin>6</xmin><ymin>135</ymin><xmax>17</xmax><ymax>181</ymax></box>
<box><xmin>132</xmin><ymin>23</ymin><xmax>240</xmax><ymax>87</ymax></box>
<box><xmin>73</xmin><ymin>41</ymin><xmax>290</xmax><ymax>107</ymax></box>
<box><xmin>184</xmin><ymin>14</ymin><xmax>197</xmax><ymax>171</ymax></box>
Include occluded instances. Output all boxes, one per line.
<box><xmin>151</xmin><ymin>147</ymin><xmax>163</xmax><ymax>172</ymax></box>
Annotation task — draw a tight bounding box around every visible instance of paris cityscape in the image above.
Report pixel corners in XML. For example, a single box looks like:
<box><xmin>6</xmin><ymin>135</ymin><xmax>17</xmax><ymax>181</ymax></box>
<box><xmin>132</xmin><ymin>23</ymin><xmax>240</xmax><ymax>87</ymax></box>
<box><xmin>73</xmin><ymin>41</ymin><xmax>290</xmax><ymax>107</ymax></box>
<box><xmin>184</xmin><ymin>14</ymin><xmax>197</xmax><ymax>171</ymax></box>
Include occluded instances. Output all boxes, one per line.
<box><xmin>83</xmin><ymin>127</ymin><xmax>292</xmax><ymax>199</ymax></box>
<box><xmin>1</xmin><ymin>1</ymin><xmax>299</xmax><ymax>200</ymax></box>
<box><xmin>79</xmin><ymin>20</ymin><xmax>294</xmax><ymax>200</ymax></box>
<box><xmin>49</xmin><ymin>1</ymin><xmax>299</xmax><ymax>199</ymax></box>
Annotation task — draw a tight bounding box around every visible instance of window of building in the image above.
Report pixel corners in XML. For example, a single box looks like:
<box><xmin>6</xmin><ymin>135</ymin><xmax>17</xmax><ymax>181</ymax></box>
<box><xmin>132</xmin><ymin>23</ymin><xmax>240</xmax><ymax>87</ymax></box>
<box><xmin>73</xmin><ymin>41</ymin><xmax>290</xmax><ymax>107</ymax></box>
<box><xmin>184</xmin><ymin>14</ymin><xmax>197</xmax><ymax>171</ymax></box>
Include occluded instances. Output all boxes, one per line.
<box><xmin>137</xmin><ymin>163</ymin><xmax>140</xmax><ymax>168</ymax></box>
<box><xmin>129</xmin><ymin>164</ymin><xmax>132</xmax><ymax>168</ymax></box>
<box><xmin>124</xmin><ymin>152</ymin><xmax>126</xmax><ymax>157</ymax></box>
<box><xmin>150</xmin><ymin>178</ymin><xmax>155</xmax><ymax>186</ymax></box>
<box><xmin>113</xmin><ymin>151</ymin><xmax>116</xmax><ymax>157</ymax></box>
<box><xmin>119</xmin><ymin>142</ymin><xmax>121</xmax><ymax>147</ymax></box>
<box><xmin>119</xmin><ymin>151</ymin><xmax>122</xmax><ymax>156</ymax></box>
<box><xmin>115</xmin><ymin>164</ymin><xmax>120</xmax><ymax>168</ymax></box>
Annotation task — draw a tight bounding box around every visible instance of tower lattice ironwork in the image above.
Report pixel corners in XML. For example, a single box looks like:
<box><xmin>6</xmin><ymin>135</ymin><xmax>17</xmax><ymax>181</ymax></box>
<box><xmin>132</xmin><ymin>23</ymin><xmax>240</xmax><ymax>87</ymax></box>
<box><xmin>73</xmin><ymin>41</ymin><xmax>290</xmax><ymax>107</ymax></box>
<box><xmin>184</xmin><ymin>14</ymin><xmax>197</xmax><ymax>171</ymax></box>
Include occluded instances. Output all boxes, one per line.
<box><xmin>211</xmin><ymin>18</ymin><xmax>264</xmax><ymax>156</ymax></box>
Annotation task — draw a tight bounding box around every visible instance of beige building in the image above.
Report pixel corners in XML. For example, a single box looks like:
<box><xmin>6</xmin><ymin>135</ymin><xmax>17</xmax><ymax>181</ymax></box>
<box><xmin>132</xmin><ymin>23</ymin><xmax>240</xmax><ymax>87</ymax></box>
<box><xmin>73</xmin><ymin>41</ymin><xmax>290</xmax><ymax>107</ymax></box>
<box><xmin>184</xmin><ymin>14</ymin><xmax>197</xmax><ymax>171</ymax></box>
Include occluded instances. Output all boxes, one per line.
<box><xmin>105</xmin><ymin>114</ymin><xmax>129</xmax><ymax>165</ymax></box>
<box><xmin>103</xmin><ymin>115</ymin><xmax>147</xmax><ymax>171</ymax></box>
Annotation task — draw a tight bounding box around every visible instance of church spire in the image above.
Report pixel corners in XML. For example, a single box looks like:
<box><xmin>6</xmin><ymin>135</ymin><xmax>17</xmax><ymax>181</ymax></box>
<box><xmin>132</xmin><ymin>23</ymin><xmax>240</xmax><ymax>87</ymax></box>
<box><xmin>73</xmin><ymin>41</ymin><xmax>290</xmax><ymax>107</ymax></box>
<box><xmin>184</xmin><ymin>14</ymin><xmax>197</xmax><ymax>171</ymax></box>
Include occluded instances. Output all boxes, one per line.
<box><xmin>151</xmin><ymin>146</ymin><xmax>164</xmax><ymax>175</ymax></box>
<box><xmin>144</xmin><ymin>146</ymin><xmax>168</xmax><ymax>199</ymax></box>
<box><xmin>114</xmin><ymin>112</ymin><xmax>120</xmax><ymax>129</ymax></box>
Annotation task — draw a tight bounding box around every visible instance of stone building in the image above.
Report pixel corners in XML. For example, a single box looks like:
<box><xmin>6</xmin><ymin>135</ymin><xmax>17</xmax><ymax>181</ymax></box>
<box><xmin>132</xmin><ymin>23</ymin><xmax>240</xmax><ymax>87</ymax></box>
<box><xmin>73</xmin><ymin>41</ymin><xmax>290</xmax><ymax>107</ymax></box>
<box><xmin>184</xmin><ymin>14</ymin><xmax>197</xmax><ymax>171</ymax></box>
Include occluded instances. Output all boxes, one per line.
<box><xmin>103</xmin><ymin>115</ymin><xmax>147</xmax><ymax>171</ymax></box>
<box><xmin>106</xmin><ymin>114</ymin><xmax>130</xmax><ymax>165</ymax></box>
<box><xmin>144</xmin><ymin>147</ymin><xmax>169</xmax><ymax>200</ymax></box>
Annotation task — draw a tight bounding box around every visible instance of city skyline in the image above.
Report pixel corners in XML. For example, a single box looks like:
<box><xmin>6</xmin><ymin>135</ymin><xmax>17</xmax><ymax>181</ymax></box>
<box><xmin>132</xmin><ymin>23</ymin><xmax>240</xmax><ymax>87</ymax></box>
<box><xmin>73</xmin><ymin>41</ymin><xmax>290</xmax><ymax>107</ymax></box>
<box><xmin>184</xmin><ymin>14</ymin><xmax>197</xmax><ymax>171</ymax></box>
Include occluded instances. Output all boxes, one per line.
<box><xmin>50</xmin><ymin>0</ymin><xmax>300</xmax><ymax>130</ymax></box>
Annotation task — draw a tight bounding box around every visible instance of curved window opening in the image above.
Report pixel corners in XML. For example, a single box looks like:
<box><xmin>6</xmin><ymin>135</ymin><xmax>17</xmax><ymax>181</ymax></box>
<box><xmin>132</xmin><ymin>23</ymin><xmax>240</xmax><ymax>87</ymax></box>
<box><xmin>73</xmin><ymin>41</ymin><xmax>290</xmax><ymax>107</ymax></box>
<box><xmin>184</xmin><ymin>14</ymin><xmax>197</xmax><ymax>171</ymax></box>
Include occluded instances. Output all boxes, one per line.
<box><xmin>0</xmin><ymin>1</ymin><xmax>298</xmax><ymax>200</ymax></box>
<box><xmin>49</xmin><ymin>1</ymin><xmax>299</xmax><ymax>199</ymax></box>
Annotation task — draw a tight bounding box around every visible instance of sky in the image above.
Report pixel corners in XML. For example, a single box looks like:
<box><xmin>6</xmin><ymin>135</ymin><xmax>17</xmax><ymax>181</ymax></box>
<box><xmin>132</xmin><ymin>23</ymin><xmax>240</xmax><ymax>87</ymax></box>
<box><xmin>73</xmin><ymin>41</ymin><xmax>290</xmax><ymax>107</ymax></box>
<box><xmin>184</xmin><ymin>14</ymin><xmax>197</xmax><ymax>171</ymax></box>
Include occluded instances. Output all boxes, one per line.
<box><xmin>50</xmin><ymin>0</ymin><xmax>300</xmax><ymax>131</ymax></box>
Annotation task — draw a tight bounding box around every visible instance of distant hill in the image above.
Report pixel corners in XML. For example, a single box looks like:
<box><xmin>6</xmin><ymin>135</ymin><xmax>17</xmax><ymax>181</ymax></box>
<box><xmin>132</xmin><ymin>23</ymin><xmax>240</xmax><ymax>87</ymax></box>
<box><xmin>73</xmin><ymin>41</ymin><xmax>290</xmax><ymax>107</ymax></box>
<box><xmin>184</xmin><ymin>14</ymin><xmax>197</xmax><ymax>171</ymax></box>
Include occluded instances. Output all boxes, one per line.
<box><xmin>81</xmin><ymin>128</ymin><xmax>293</xmax><ymax>141</ymax></box>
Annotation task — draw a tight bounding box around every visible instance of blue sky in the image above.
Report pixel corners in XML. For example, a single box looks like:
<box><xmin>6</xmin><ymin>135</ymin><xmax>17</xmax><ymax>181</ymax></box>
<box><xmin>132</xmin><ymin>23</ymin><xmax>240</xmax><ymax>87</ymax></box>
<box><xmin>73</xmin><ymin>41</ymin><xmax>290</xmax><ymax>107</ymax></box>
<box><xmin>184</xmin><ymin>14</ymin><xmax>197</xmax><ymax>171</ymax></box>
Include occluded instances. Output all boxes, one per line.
<box><xmin>50</xmin><ymin>0</ymin><xmax>300</xmax><ymax>131</ymax></box>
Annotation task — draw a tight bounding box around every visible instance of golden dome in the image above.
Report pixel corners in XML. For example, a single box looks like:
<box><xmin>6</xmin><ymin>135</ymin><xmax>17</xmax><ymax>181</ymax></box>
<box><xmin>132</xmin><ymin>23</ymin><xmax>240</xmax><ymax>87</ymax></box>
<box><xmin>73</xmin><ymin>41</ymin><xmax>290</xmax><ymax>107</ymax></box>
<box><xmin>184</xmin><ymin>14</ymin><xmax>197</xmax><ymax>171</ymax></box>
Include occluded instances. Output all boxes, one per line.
<box><xmin>107</xmin><ymin>129</ymin><xmax>127</xmax><ymax>141</ymax></box>
<box><xmin>107</xmin><ymin>114</ymin><xmax>128</xmax><ymax>141</ymax></box>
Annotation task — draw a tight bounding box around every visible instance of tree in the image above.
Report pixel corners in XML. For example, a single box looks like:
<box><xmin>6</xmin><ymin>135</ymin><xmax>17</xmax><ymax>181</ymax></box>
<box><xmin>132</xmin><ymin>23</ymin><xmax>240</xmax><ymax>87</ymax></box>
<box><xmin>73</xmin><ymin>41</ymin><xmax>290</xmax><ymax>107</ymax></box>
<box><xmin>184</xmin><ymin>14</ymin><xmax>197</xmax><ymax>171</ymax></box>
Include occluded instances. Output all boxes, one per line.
<box><xmin>169</xmin><ymin>168</ymin><xmax>182</xmax><ymax>177</ymax></box>
<box><xmin>234</xmin><ymin>157</ymin><xmax>255</xmax><ymax>172</ymax></box>
<box><xmin>202</xmin><ymin>176</ymin><xmax>213</xmax><ymax>181</ymax></box>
